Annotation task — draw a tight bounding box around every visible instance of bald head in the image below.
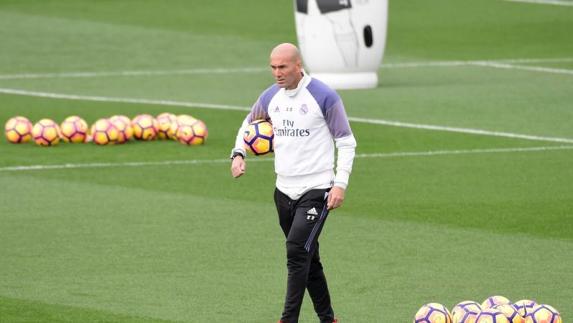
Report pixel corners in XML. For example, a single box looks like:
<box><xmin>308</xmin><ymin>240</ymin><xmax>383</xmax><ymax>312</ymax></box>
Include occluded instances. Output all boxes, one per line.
<box><xmin>269</xmin><ymin>43</ymin><xmax>303</xmax><ymax>89</ymax></box>
<box><xmin>270</xmin><ymin>43</ymin><xmax>302</xmax><ymax>64</ymax></box>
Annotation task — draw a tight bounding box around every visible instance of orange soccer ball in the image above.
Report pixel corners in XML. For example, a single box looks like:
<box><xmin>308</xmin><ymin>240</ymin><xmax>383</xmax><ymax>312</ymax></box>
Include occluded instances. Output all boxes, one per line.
<box><xmin>91</xmin><ymin>118</ymin><xmax>119</xmax><ymax>145</ymax></box>
<box><xmin>177</xmin><ymin>119</ymin><xmax>208</xmax><ymax>146</ymax></box>
<box><xmin>132</xmin><ymin>114</ymin><xmax>158</xmax><ymax>141</ymax></box>
<box><xmin>156</xmin><ymin>112</ymin><xmax>177</xmax><ymax>140</ymax></box>
<box><xmin>171</xmin><ymin>114</ymin><xmax>196</xmax><ymax>141</ymax></box>
<box><xmin>32</xmin><ymin>119</ymin><xmax>61</xmax><ymax>146</ymax></box>
<box><xmin>525</xmin><ymin>304</ymin><xmax>562</xmax><ymax>323</ymax></box>
<box><xmin>60</xmin><ymin>116</ymin><xmax>88</xmax><ymax>143</ymax></box>
<box><xmin>5</xmin><ymin>116</ymin><xmax>33</xmax><ymax>144</ymax></box>
<box><xmin>243</xmin><ymin>119</ymin><xmax>273</xmax><ymax>156</ymax></box>
<box><xmin>109</xmin><ymin>115</ymin><xmax>133</xmax><ymax>144</ymax></box>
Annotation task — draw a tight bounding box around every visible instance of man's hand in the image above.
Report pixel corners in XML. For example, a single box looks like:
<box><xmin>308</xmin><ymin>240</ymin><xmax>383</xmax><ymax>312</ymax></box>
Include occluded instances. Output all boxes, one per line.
<box><xmin>231</xmin><ymin>156</ymin><xmax>246</xmax><ymax>178</ymax></box>
<box><xmin>327</xmin><ymin>186</ymin><xmax>345</xmax><ymax>210</ymax></box>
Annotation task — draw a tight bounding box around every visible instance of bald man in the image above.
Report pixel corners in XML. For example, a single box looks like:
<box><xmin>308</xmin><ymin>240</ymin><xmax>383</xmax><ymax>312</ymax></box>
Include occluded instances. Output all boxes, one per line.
<box><xmin>230</xmin><ymin>43</ymin><xmax>356</xmax><ymax>323</ymax></box>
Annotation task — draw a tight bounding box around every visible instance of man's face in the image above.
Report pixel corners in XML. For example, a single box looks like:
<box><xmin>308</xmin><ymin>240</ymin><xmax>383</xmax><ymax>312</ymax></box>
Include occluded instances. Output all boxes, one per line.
<box><xmin>270</xmin><ymin>52</ymin><xmax>302</xmax><ymax>90</ymax></box>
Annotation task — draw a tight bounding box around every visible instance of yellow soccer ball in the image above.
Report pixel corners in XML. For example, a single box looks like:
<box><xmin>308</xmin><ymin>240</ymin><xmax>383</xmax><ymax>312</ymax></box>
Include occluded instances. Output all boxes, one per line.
<box><xmin>32</xmin><ymin>119</ymin><xmax>61</xmax><ymax>146</ymax></box>
<box><xmin>243</xmin><ymin>119</ymin><xmax>274</xmax><ymax>156</ymax></box>
<box><xmin>132</xmin><ymin>114</ymin><xmax>158</xmax><ymax>141</ymax></box>
<box><xmin>482</xmin><ymin>296</ymin><xmax>511</xmax><ymax>310</ymax></box>
<box><xmin>91</xmin><ymin>118</ymin><xmax>119</xmax><ymax>145</ymax></box>
<box><xmin>177</xmin><ymin>119</ymin><xmax>208</xmax><ymax>146</ymax></box>
<box><xmin>5</xmin><ymin>116</ymin><xmax>33</xmax><ymax>143</ymax></box>
<box><xmin>525</xmin><ymin>304</ymin><xmax>562</xmax><ymax>323</ymax></box>
<box><xmin>475</xmin><ymin>308</ymin><xmax>510</xmax><ymax>323</ymax></box>
<box><xmin>156</xmin><ymin>112</ymin><xmax>177</xmax><ymax>140</ymax></box>
<box><xmin>494</xmin><ymin>304</ymin><xmax>525</xmax><ymax>323</ymax></box>
<box><xmin>451</xmin><ymin>301</ymin><xmax>481</xmax><ymax>323</ymax></box>
<box><xmin>413</xmin><ymin>303</ymin><xmax>452</xmax><ymax>323</ymax></box>
<box><xmin>109</xmin><ymin>115</ymin><xmax>133</xmax><ymax>144</ymax></box>
<box><xmin>171</xmin><ymin>114</ymin><xmax>196</xmax><ymax>140</ymax></box>
<box><xmin>60</xmin><ymin>116</ymin><xmax>88</xmax><ymax>143</ymax></box>
<box><xmin>513</xmin><ymin>300</ymin><xmax>537</xmax><ymax>318</ymax></box>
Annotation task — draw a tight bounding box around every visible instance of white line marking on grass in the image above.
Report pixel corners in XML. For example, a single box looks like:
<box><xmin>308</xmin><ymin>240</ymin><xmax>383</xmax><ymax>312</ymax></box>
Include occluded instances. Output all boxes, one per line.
<box><xmin>0</xmin><ymin>158</ymin><xmax>234</xmax><ymax>172</ymax></box>
<box><xmin>1</xmin><ymin>145</ymin><xmax>572</xmax><ymax>173</ymax></box>
<box><xmin>347</xmin><ymin>117</ymin><xmax>573</xmax><ymax>144</ymax></box>
<box><xmin>379</xmin><ymin>58</ymin><xmax>573</xmax><ymax>69</ymax></box>
<box><xmin>470</xmin><ymin>61</ymin><xmax>573</xmax><ymax>76</ymax></box>
<box><xmin>1</xmin><ymin>58</ymin><xmax>572</xmax><ymax>80</ymax></box>
<box><xmin>0</xmin><ymin>67</ymin><xmax>268</xmax><ymax>80</ymax></box>
<box><xmin>1</xmin><ymin>87</ymin><xmax>573</xmax><ymax>144</ymax></box>
<box><xmin>504</xmin><ymin>0</ymin><xmax>573</xmax><ymax>6</ymax></box>
<box><xmin>354</xmin><ymin>145</ymin><xmax>573</xmax><ymax>159</ymax></box>
<box><xmin>385</xmin><ymin>59</ymin><xmax>573</xmax><ymax>76</ymax></box>
<box><xmin>492</xmin><ymin>58</ymin><xmax>573</xmax><ymax>64</ymax></box>
<box><xmin>0</xmin><ymin>87</ymin><xmax>250</xmax><ymax>112</ymax></box>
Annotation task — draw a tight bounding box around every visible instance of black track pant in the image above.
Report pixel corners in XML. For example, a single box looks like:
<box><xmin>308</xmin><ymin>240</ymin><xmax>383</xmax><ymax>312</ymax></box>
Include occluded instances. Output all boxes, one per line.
<box><xmin>274</xmin><ymin>188</ymin><xmax>334</xmax><ymax>323</ymax></box>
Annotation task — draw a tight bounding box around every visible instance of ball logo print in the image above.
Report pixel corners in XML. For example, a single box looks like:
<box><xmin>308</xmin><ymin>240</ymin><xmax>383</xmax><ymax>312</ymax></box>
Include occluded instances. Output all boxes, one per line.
<box><xmin>32</xmin><ymin>119</ymin><xmax>61</xmax><ymax>146</ymax></box>
<box><xmin>243</xmin><ymin>119</ymin><xmax>274</xmax><ymax>156</ymax></box>
<box><xmin>4</xmin><ymin>116</ymin><xmax>33</xmax><ymax>144</ymax></box>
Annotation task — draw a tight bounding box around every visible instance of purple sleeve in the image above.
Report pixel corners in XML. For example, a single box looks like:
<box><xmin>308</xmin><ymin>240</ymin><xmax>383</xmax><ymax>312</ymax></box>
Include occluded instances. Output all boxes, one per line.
<box><xmin>247</xmin><ymin>84</ymin><xmax>280</xmax><ymax>123</ymax></box>
<box><xmin>307</xmin><ymin>79</ymin><xmax>352</xmax><ymax>138</ymax></box>
<box><xmin>325</xmin><ymin>99</ymin><xmax>353</xmax><ymax>138</ymax></box>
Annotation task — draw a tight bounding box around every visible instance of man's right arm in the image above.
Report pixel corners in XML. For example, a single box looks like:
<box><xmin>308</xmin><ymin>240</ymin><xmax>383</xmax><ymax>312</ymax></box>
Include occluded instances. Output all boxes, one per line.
<box><xmin>231</xmin><ymin>154</ymin><xmax>246</xmax><ymax>178</ymax></box>
<box><xmin>230</xmin><ymin>85</ymin><xmax>276</xmax><ymax>178</ymax></box>
<box><xmin>230</xmin><ymin>116</ymin><xmax>249</xmax><ymax>178</ymax></box>
<box><xmin>230</xmin><ymin>115</ymin><xmax>250</xmax><ymax>178</ymax></box>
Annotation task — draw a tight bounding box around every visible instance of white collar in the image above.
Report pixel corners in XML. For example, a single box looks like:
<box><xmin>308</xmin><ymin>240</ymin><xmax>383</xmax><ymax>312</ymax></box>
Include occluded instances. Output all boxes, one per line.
<box><xmin>284</xmin><ymin>71</ymin><xmax>310</xmax><ymax>97</ymax></box>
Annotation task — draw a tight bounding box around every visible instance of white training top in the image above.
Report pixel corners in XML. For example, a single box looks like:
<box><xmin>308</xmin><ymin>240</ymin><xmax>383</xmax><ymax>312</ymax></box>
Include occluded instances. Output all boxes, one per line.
<box><xmin>233</xmin><ymin>73</ymin><xmax>357</xmax><ymax>200</ymax></box>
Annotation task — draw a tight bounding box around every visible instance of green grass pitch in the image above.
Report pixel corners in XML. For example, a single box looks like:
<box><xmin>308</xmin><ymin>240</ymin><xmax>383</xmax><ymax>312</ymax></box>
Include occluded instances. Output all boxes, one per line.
<box><xmin>1</xmin><ymin>0</ymin><xmax>572</xmax><ymax>322</ymax></box>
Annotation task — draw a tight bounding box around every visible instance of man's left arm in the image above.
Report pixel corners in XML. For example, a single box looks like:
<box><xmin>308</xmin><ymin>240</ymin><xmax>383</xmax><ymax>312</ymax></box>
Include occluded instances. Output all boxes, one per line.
<box><xmin>325</xmin><ymin>99</ymin><xmax>357</xmax><ymax>210</ymax></box>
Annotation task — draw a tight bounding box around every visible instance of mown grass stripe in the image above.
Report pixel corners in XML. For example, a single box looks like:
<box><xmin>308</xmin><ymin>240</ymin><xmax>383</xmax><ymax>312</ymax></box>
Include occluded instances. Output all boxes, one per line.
<box><xmin>1</xmin><ymin>58</ymin><xmax>572</xmax><ymax>80</ymax></box>
<box><xmin>1</xmin><ymin>145</ymin><xmax>571</xmax><ymax>173</ymax></box>
<box><xmin>1</xmin><ymin>87</ymin><xmax>572</xmax><ymax>145</ymax></box>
